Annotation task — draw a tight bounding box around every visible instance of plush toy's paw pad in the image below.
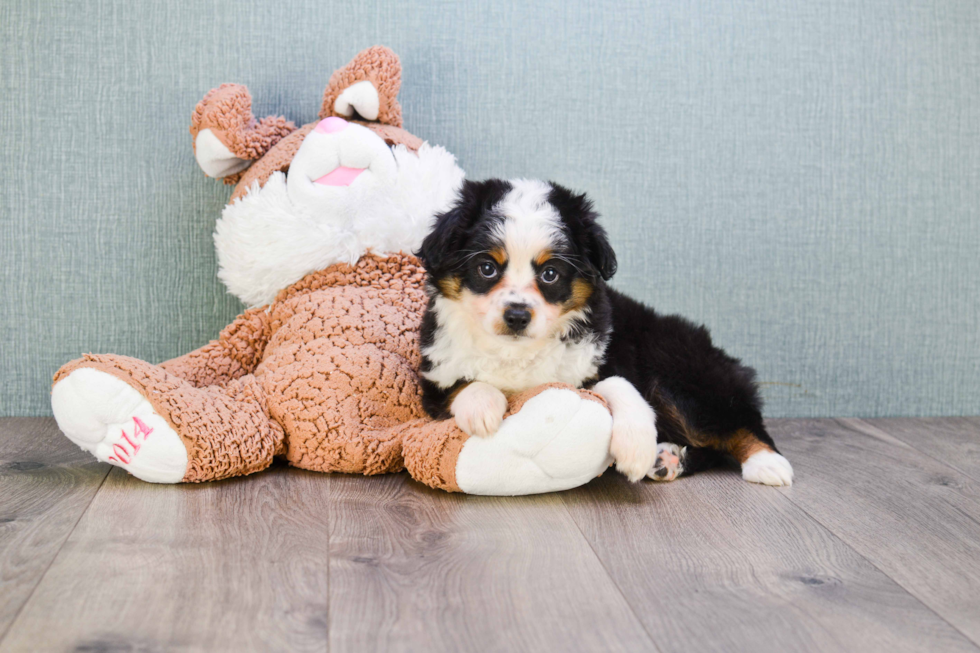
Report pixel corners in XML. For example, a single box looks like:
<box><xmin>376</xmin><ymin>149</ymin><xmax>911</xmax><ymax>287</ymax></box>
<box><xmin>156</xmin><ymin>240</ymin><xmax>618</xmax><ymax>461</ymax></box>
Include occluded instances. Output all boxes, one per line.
<box><xmin>451</xmin><ymin>382</ymin><xmax>507</xmax><ymax>438</ymax></box>
<box><xmin>454</xmin><ymin>388</ymin><xmax>613</xmax><ymax>495</ymax></box>
<box><xmin>648</xmin><ymin>442</ymin><xmax>686</xmax><ymax>482</ymax></box>
<box><xmin>51</xmin><ymin>368</ymin><xmax>188</xmax><ymax>483</ymax></box>
<box><xmin>610</xmin><ymin>417</ymin><xmax>658</xmax><ymax>483</ymax></box>
<box><xmin>741</xmin><ymin>450</ymin><xmax>794</xmax><ymax>486</ymax></box>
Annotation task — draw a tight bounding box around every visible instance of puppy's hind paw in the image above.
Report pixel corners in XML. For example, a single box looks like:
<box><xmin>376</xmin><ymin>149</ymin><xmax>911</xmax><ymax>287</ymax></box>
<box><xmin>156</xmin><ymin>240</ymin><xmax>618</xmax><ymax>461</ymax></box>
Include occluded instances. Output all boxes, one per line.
<box><xmin>742</xmin><ymin>450</ymin><xmax>794</xmax><ymax>486</ymax></box>
<box><xmin>648</xmin><ymin>442</ymin><xmax>686</xmax><ymax>482</ymax></box>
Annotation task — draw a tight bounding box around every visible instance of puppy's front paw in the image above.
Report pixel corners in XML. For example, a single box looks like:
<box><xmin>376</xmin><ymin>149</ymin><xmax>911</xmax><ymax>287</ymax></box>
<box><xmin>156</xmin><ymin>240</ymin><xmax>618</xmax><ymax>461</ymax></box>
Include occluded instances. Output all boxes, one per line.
<box><xmin>610</xmin><ymin>417</ymin><xmax>658</xmax><ymax>482</ymax></box>
<box><xmin>451</xmin><ymin>382</ymin><xmax>508</xmax><ymax>438</ymax></box>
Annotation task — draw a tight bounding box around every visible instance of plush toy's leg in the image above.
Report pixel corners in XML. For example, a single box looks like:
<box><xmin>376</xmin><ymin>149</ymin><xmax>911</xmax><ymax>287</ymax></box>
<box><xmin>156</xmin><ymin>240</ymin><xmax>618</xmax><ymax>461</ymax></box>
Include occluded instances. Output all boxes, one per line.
<box><xmin>158</xmin><ymin>306</ymin><xmax>272</xmax><ymax>389</ymax></box>
<box><xmin>401</xmin><ymin>384</ymin><xmax>613</xmax><ymax>496</ymax></box>
<box><xmin>52</xmin><ymin>354</ymin><xmax>284</xmax><ymax>483</ymax></box>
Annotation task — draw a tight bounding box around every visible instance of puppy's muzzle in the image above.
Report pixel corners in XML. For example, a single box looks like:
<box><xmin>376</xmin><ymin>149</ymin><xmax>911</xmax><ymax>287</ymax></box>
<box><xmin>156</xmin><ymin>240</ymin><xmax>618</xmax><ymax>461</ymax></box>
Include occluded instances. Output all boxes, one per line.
<box><xmin>502</xmin><ymin>304</ymin><xmax>532</xmax><ymax>334</ymax></box>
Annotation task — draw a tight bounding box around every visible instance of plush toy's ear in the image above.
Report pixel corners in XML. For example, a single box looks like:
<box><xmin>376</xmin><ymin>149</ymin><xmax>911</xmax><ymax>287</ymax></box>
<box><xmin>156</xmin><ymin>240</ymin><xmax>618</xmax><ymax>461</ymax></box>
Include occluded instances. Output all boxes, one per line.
<box><xmin>319</xmin><ymin>46</ymin><xmax>403</xmax><ymax>127</ymax></box>
<box><xmin>190</xmin><ymin>84</ymin><xmax>296</xmax><ymax>184</ymax></box>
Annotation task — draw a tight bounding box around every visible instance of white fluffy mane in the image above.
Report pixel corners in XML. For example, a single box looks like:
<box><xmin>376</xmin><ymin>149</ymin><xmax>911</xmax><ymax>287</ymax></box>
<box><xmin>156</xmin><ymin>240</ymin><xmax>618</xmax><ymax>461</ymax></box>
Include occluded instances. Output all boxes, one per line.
<box><xmin>214</xmin><ymin>143</ymin><xmax>465</xmax><ymax>307</ymax></box>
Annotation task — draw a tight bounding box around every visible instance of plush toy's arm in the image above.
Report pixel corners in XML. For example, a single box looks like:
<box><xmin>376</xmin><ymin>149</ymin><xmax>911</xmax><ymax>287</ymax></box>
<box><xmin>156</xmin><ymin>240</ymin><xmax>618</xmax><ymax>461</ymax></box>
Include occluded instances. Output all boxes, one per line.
<box><xmin>160</xmin><ymin>306</ymin><xmax>272</xmax><ymax>388</ymax></box>
<box><xmin>402</xmin><ymin>384</ymin><xmax>613</xmax><ymax>495</ymax></box>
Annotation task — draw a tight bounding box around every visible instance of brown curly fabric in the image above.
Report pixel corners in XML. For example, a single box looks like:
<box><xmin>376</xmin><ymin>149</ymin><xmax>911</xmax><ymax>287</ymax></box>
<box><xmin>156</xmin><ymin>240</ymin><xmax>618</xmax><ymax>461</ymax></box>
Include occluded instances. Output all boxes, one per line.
<box><xmin>160</xmin><ymin>306</ymin><xmax>272</xmax><ymax>388</ymax></box>
<box><xmin>219</xmin><ymin>46</ymin><xmax>422</xmax><ymax>201</ymax></box>
<box><xmin>401</xmin><ymin>418</ymin><xmax>468</xmax><ymax>492</ymax></box>
<box><xmin>362</xmin><ymin>123</ymin><xmax>423</xmax><ymax>152</ymax></box>
<box><xmin>260</xmin><ymin>255</ymin><xmax>428</xmax><ymax>475</ymax></box>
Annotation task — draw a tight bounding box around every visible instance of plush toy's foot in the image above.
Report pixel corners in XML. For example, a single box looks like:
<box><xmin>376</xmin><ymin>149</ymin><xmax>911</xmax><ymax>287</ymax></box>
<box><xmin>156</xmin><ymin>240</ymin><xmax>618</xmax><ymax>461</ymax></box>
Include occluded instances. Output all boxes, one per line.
<box><xmin>51</xmin><ymin>368</ymin><xmax>188</xmax><ymax>483</ymax></box>
<box><xmin>453</xmin><ymin>387</ymin><xmax>613</xmax><ymax>496</ymax></box>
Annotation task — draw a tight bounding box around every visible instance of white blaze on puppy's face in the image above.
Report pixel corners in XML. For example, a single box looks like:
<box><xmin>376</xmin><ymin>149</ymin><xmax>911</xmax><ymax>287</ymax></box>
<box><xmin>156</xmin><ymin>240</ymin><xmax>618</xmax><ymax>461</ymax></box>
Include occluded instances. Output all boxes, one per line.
<box><xmin>421</xmin><ymin>179</ymin><xmax>606</xmax><ymax>394</ymax></box>
<box><xmin>476</xmin><ymin>179</ymin><xmax>568</xmax><ymax>339</ymax></box>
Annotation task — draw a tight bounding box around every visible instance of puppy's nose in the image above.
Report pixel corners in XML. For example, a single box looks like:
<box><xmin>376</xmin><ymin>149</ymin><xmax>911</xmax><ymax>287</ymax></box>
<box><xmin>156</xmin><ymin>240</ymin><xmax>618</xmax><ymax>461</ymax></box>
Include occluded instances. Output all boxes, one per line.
<box><xmin>503</xmin><ymin>305</ymin><xmax>532</xmax><ymax>332</ymax></box>
<box><xmin>315</xmin><ymin>117</ymin><xmax>348</xmax><ymax>134</ymax></box>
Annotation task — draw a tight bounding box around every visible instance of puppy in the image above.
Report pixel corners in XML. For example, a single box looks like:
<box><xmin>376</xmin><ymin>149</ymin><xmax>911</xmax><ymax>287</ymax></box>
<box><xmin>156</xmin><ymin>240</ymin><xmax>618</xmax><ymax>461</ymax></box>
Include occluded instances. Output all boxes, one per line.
<box><xmin>415</xmin><ymin>178</ymin><xmax>793</xmax><ymax>486</ymax></box>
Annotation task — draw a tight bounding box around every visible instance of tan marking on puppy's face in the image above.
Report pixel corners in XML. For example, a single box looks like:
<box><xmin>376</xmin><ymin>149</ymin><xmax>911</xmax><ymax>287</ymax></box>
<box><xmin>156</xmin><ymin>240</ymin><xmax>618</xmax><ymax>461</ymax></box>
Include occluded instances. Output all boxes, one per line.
<box><xmin>562</xmin><ymin>278</ymin><xmax>594</xmax><ymax>314</ymax></box>
<box><xmin>438</xmin><ymin>275</ymin><xmax>462</xmax><ymax>300</ymax></box>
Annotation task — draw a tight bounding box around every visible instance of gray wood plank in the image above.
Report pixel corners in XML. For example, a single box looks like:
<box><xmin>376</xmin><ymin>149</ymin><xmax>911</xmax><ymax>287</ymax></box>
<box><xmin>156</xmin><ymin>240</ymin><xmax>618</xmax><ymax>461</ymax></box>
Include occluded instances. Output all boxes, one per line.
<box><xmin>560</xmin><ymin>466</ymin><xmax>979</xmax><ymax>653</ymax></box>
<box><xmin>863</xmin><ymin>417</ymin><xmax>980</xmax><ymax>483</ymax></box>
<box><xmin>773</xmin><ymin>418</ymin><xmax>980</xmax><ymax>647</ymax></box>
<box><xmin>328</xmin><ymin>473</ymin><xmax>656</xmax><ymax>653</ymax></box>
<box><xmin>0</xmin><ymin>418</ymin><xmax>109</xmax><ymax>643</ymax></box>
<box><xmin>0</xmin><ymin>462</ymin><xmax>330</xmax><ymax>653</ymax></box>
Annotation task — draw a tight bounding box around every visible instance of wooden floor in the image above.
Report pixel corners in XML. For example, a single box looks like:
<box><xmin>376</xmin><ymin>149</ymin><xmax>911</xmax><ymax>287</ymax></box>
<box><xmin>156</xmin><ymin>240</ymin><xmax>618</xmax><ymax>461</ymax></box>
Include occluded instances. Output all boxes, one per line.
<box><xmin>2</xmin><ymin>418</ymin><xmax>980</xmax><ymax>652</ymax></box>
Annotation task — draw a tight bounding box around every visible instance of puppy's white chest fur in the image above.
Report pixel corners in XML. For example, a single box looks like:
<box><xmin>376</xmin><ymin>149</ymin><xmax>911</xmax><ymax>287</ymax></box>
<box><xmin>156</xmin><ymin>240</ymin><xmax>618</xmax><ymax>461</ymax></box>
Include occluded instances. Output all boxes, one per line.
<box><xmin>422</xmin><ymin>296</ymin><xmax>604</xmax><ymax>393</ymax></box>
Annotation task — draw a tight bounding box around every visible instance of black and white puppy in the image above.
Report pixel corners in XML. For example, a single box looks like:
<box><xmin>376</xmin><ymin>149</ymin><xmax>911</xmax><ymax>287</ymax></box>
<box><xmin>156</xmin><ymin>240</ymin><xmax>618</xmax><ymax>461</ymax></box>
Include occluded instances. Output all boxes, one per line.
<box><xmin>416</xmin><ymin>179</ymin><xmax>793</xmax><ymax>486</ymax></box>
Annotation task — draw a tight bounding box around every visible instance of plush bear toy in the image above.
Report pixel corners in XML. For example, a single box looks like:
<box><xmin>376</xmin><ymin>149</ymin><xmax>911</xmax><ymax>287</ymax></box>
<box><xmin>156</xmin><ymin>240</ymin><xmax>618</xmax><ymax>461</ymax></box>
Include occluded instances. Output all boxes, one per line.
<box><xmin>51</xmin><ymin>47</ymin><xmax>614</xmax><ymax>495</ymax></box>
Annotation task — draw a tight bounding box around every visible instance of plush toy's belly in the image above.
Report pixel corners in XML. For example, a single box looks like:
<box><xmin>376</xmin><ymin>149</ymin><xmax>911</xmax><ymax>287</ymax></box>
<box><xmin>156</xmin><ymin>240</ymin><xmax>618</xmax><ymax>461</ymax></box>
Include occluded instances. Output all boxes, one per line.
<box><xmin>251</xmin><ymin>283</ymin><xmax>428</xmax><ymax>473</ymax></box>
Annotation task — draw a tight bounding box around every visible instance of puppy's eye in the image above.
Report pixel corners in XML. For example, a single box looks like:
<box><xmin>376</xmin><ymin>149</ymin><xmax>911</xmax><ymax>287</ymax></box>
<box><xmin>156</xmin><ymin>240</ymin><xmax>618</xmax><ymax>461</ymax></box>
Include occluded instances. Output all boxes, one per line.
<box><xmin>540</xmin><ymin>266</ymin><xmax>559</xmax><ymax>284</ymax></box>
<box><xmin>478</xmin><ymin>262</ymin><xmax>498</xmax><ymax>279</ymax></box>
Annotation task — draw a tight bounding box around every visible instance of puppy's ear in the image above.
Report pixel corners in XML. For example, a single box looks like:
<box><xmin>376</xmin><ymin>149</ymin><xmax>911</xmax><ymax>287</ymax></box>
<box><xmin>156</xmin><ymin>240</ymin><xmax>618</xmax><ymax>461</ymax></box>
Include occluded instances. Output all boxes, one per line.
<box><xmin>417</xmin><ymin>179</ymin><xmax>511</xmax><ymax>273</ymax></box>
<box><xmin>547</xmin><ymin>183</ymin><xmax>618</xmax><ymax>281</ymax></box>
<box><xmin>416</xmin><ymin>210</ymin><xmax>460</xmax><ymax>274</ymax></box>
<box><xmin>584</xmin><ymin>219</ymin><xmax>618</xmax><ymax>281</ymax></box>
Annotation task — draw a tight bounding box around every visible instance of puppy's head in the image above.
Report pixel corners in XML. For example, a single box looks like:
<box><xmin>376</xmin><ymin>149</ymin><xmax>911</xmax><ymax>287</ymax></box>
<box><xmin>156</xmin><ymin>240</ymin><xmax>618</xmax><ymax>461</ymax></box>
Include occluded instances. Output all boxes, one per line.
<box><xmin>418</xmin><ymin>179</ymin><xmax>617</xmax><ymax>341</ymax></box>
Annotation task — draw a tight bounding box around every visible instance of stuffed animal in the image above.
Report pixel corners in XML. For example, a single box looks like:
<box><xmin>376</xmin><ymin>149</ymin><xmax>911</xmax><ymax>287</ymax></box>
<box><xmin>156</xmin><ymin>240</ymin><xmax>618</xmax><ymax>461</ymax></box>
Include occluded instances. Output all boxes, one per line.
<box><xmin>50</xmin><ymin>46</ymin><xmax>614</xmax><ymax>495</ymax></box>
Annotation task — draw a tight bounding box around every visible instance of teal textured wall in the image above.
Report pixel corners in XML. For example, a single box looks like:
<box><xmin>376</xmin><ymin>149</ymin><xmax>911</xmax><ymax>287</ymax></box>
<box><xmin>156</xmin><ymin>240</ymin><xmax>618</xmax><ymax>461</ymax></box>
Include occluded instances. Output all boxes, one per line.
<box><xmin>2</xmin><ymin>0</ymin><xmax>978</xmax><ymax>417</ymax></box>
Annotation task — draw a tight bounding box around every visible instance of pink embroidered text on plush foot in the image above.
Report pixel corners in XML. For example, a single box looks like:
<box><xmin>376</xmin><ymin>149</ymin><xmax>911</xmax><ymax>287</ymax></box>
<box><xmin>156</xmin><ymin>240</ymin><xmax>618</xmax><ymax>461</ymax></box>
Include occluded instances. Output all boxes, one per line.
<box><xmin>106</xmin><ymin>416</ymin><xmax>154</xmax><ymax>465</ymax></box>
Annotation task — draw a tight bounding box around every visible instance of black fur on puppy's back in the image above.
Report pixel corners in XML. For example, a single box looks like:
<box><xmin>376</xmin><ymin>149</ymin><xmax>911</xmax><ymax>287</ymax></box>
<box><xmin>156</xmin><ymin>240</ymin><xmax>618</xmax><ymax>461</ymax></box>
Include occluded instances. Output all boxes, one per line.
<box><xmin>598</xmin><ymin>287</ymin><xmax>778</xmax><ymax>465</ymax></box>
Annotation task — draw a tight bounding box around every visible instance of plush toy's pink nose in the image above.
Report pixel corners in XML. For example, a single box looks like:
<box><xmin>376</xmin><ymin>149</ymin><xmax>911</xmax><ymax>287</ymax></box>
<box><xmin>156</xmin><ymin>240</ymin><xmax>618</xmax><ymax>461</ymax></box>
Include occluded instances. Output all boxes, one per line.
<box><xmin>315</xmin><ymin>117</ymin><xmax>348</xmax><ymax>134</ymax></box>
